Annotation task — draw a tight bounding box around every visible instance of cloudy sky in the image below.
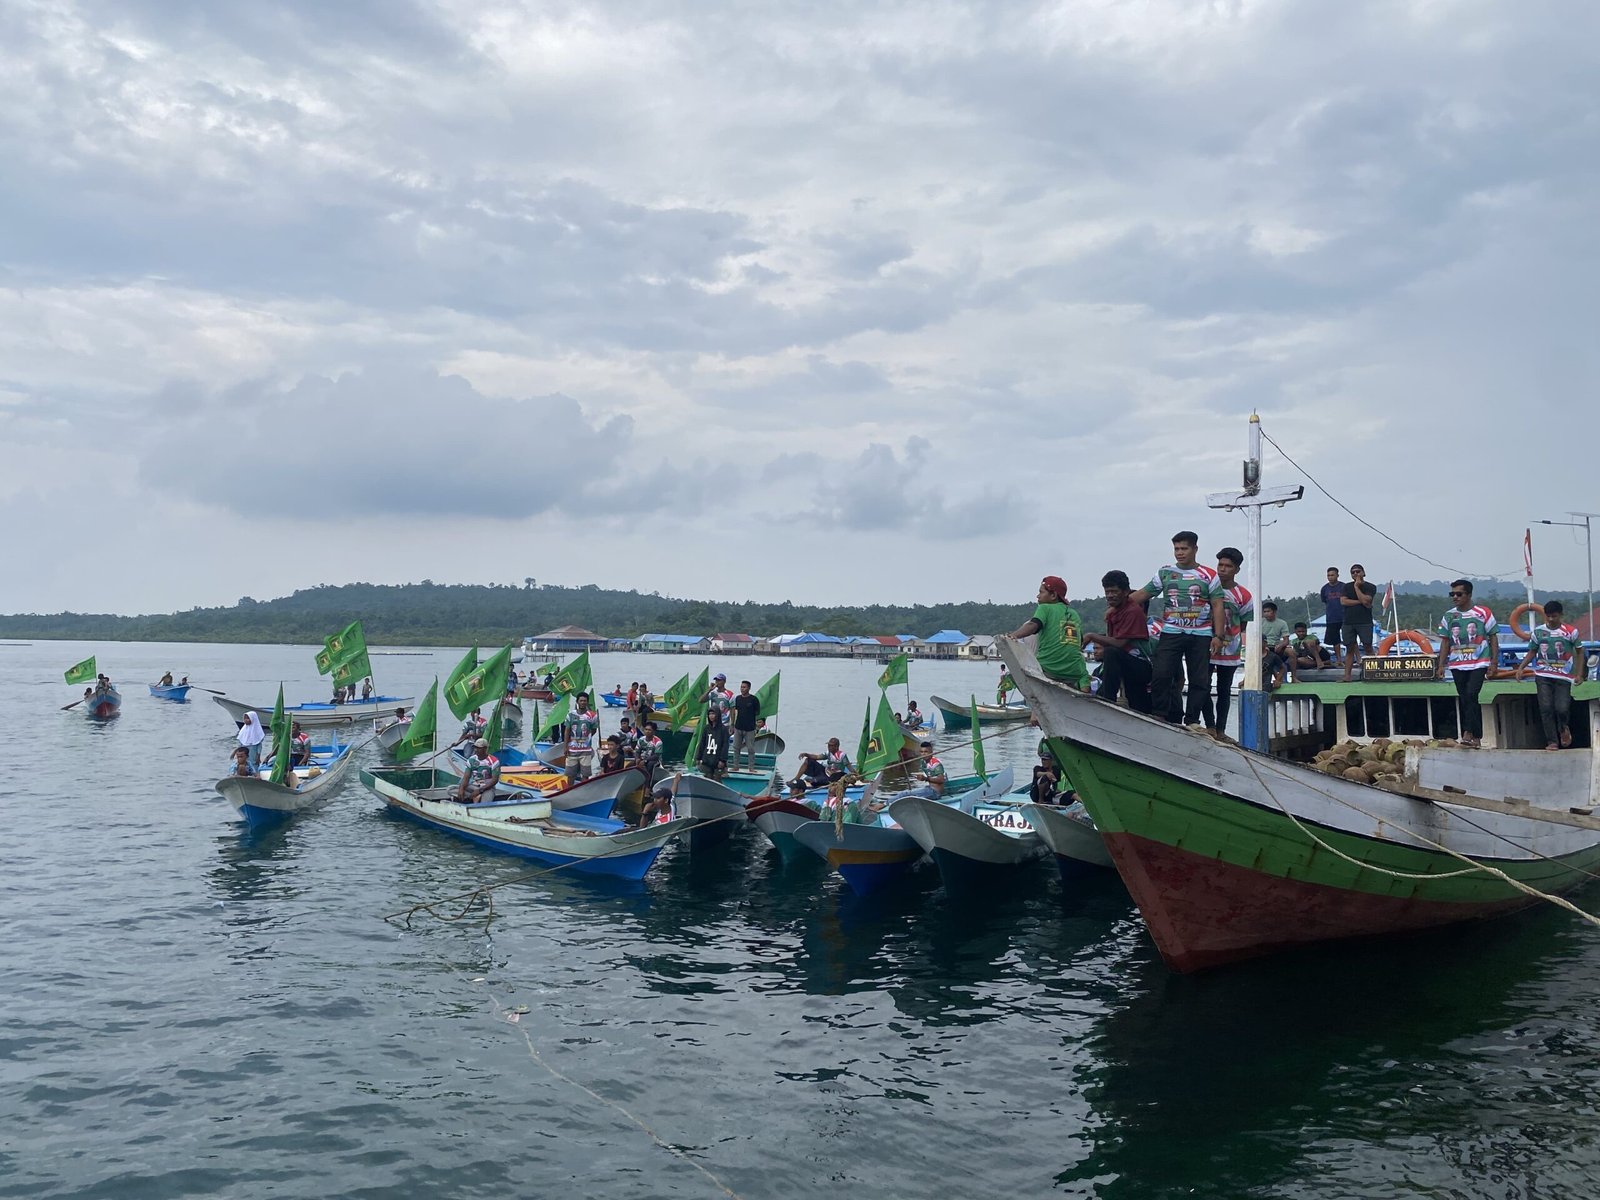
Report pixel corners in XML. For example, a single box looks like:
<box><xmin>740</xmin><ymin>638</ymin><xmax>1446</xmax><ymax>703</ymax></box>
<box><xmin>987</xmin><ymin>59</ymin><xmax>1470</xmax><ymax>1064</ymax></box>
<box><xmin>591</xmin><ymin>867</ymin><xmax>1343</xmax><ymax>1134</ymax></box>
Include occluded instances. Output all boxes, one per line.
<box><xmin>3</xmin><ymin>0</ymin><xmax>1596</xmax><ymax>616</ymax></box>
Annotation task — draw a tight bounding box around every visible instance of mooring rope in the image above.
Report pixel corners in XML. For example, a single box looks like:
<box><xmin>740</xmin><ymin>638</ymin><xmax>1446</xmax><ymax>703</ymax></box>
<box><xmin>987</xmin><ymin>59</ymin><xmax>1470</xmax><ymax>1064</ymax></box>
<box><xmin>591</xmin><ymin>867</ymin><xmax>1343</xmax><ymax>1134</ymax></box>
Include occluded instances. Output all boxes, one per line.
<box><xmin>1239</xmin><ymin>754</ymin><xmax>1600</xmax><ymax>929</ymax></box>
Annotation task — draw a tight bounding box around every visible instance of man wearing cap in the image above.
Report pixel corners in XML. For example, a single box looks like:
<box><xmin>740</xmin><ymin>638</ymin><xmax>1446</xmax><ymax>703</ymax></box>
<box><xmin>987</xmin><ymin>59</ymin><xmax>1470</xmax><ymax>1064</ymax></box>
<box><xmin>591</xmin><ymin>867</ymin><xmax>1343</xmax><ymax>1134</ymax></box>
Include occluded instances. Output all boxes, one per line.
<box><xmin>704</xmin><ymin>673</ymin><xmax>734</xmax><ymax>724</ymax></box>
<box><xmin>450</xmin><ymin>708</ymin><xmax>488</xmax><ymax>751</ymax></box>
<box><xmin>1002</xmin><ymin>576</ymin><xmax>1091</xmax><ymax>690</ymax></box>
<box><xmin>902</xmin><ymin>740</ymin><xmax>948</xmax><ymax>800</ymax></box>
<box><xmin>565</xmin><ymin>691</ymin><xmax>599</xmax><ymax>785</ymax></box>
<box><xmin>456</xmin><ymin>738</ymin><xmax>500</xmax><ymax>804</ymax></box>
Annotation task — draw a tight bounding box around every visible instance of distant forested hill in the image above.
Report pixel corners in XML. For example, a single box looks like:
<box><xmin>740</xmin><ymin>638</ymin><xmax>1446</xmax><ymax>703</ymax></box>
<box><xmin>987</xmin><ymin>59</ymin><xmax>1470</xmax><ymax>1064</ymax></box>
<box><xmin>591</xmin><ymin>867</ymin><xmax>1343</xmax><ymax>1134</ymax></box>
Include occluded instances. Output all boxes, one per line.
<box><xmin>0</xmin><ymin>581</ymin><xmax>1039</xmax><ymax>645</ymax></box>
<box><xmin>4</xmin><ymin>577</ymin><xmax>1584</xmax><ymax>647</ymax></box>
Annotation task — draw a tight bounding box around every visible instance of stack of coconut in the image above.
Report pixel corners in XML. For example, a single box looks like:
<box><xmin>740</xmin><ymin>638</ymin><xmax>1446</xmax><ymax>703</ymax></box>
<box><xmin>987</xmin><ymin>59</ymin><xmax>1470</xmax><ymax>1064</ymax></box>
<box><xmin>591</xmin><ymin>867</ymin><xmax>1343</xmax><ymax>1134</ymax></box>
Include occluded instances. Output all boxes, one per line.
<box><xmin>1311</xmin><ymin>738</ymin><xmax>1452</xmax><ymax>793</ymax></box>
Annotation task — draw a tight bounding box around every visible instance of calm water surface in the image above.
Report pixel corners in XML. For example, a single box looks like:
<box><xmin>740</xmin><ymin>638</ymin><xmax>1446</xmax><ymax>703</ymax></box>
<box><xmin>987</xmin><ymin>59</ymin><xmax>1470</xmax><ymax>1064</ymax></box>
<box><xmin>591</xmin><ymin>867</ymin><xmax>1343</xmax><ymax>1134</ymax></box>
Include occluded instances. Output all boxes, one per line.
<box><xmin>5</xmin><ymin>642</ymin><xmax>1600</xmax><ymax>1198</ymax></box>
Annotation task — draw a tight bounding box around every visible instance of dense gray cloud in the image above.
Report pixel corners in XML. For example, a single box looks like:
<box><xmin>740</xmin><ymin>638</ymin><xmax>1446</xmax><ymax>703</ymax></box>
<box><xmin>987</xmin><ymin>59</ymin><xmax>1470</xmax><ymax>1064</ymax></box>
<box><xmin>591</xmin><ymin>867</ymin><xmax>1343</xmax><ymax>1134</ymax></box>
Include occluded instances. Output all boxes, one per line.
<box><xmin>1</xmin><ymin>0</ymin><xmax>1597</xmax><ymax>615</ymax></box>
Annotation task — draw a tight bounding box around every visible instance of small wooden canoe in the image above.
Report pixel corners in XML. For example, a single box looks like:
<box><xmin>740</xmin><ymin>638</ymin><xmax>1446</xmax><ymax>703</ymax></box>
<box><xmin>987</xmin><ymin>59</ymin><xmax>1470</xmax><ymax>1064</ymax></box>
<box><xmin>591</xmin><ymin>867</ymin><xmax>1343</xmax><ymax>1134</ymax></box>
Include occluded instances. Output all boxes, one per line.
<box><xmin>930</xmin><ymin>694</ymin><xmax>1031</xmax><ymax>730</ymax></box>
<box><xmin>361</xmin><ymin>766</ymin><xmax>692</xmax><ymax>881</ymax></box>
<box><xmin>84</xmin><ymin>687</ymin><xmax>122</xmax><ymax>720</ymax></box>
<box><xmin>1020</xmin><ymin>802</ymin><xmax>1116</xmax><ymax>879</ymax></box>
<box><xmin>148</xmin><ymin>683</ymin><xmax>192</xmax><ymax>702</ymax></box>
<box><xmin>216</xmin><ymin>744</ymin><xmax>356</xmax><ymax>826</ymax></box>
<box><xmin>215</xmin><ymin>694</ymin><xmax>415</xmax><ymax>730</ymax></box>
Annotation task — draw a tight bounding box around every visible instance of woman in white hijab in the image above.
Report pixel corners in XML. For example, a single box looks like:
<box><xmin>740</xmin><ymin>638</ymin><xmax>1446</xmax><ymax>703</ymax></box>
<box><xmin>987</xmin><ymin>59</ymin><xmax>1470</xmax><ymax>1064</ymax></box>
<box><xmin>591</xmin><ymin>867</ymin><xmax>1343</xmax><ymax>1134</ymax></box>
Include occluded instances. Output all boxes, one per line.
<box><xmin>237</xmin><ymin>711</ymin><xmax>266</xmax><ymax>772</ymax></box>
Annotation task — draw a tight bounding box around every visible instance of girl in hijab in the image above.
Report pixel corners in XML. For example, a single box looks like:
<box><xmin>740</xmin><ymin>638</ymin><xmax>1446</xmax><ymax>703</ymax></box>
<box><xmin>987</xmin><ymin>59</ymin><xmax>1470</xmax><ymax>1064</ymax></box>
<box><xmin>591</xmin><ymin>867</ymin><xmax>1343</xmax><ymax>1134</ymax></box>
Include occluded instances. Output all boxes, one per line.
<box><xmin>237</xmin><ymin>711</ymin><xmax>266</xmax><ymax>772</ymax></box>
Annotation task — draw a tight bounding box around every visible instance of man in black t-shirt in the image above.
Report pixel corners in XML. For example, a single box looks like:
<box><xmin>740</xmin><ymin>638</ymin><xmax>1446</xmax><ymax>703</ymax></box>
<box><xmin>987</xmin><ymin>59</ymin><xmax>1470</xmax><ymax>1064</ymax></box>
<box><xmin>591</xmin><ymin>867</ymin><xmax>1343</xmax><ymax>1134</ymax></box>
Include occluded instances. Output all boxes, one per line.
<box><xmin>731</xmin><ymin>680</ymin><xmax>762</xmax><ymax>772</ymax></box>
<box><xmin>1340</xmin><ymin>564</ymin><xmax>1378</xmax><ymax>681</ymax></box>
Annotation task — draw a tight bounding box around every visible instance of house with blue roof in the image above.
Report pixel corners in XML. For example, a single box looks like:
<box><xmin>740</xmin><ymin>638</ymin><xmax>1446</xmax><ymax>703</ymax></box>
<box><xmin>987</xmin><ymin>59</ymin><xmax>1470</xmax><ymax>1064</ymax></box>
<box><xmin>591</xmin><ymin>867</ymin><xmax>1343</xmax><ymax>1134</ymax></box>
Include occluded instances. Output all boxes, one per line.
<box><xmin>633</xmin><ymin>633</ymin><xmax>708</xmax><ymax>653</ymax></box>
<box><xmin>919</xmin><ymin>630</ymin><xmax>970</xmax><ymax>659</ymax></box>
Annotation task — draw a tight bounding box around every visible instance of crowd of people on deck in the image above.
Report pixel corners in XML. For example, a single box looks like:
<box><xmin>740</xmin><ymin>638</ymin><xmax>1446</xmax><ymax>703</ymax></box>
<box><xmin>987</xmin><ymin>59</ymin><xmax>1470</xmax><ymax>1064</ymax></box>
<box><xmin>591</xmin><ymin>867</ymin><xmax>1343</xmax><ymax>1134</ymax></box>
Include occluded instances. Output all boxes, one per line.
<box><xmin>1007</xmin><ymin>532</ymin><xmax>1591</xmax><ymax>752</ymax></box>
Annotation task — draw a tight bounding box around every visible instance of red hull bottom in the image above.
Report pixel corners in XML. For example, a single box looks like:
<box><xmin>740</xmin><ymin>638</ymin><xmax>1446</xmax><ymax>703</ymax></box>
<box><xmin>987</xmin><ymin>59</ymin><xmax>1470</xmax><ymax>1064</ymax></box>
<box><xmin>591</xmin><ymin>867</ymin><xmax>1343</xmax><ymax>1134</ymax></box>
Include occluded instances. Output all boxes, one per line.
<box><xmin>1102</xmin><ymin>831</ymin><xmax>1534</xmax><ymax>973</ymax></box>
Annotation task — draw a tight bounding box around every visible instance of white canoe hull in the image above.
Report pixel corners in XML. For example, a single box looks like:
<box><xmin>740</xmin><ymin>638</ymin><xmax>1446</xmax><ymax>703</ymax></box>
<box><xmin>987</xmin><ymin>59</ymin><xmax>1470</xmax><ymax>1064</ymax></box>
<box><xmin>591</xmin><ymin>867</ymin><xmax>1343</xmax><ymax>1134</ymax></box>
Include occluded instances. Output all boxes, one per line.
<box><xmin>215</xmin><ymin>694</ymin><xmax>416</xmax><ymax>730</ymax></box>
<box><xmin>1020</xmin><ymin>802</ymin><xmax>1115</xmax><ymax>870</ymax></box>
<box><xmin>216</xmin><ymin>747</ymin><xmax>355</xmax><ymax>824</ymax></box>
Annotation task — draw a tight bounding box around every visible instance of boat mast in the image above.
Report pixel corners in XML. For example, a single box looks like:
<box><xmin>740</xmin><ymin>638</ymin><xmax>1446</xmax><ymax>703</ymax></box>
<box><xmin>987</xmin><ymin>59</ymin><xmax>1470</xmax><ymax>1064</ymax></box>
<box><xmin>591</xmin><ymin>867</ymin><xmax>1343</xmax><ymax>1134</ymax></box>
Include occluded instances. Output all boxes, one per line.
<box><xmin>1207</xmin><ymin>413</ymin><xmax>1303</xmax><ymax>751</ymax></box>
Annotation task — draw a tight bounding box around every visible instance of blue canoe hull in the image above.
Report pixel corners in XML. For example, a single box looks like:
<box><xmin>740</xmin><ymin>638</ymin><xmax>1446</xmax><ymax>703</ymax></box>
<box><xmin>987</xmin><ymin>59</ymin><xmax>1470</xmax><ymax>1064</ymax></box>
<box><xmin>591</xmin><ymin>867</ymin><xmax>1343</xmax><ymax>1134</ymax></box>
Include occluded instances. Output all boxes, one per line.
<box><xmin>148</xmin><ymin>684</ymin><xmax>192</xmax><ymax>702</ymax></box>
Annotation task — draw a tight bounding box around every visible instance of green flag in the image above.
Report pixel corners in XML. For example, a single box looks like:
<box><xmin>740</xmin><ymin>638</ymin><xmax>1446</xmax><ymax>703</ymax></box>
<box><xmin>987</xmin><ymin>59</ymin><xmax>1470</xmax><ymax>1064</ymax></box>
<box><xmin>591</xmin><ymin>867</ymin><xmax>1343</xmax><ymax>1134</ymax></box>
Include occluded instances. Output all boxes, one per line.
<box><xmin>668</xmin><ymin>667</ymin><xmax>709</xmax><ymax>729</ymax></box>
<box><xmin>877</xmin><ymin>654</ymin><xmax>909</xmax><ymax>690</ymax></box>
<box><xmin>268</xmin><ymin>685</ymin><xmax>292</xmax><ymax>785</ymax></box>
<box><xmin>444</xmin><ymin>644</ymin><xmax>480</xmax><ymax>720</ymax></box>
<box><xmin>392</xmin><ymin>679</ymin><xmax>438</xmax><ymax>761</ymax></box>
<box><xmin>536</xmin><ymin>695</ymin><xmax>570</xmax><ymax>742</ymax></box>
<box><xmin>859</xmin><ymin>693</ymin><xmax>903</xmax><ymax>778</ymax></box>
<box><xmin>64</xmin><ymin>656</ymin><xmax>96</xmax><ymax>686</ymax></box>
<box><xmin>683</xmin><ymin>702</ymin><xmax>709</xmax><ymax>770</ymax></box>
<box><xmin>317</xmin><ymin>621</ymin><xmax>367</xmax><ymax>675</ymax></box>
<box><xmin>485</xmin><ymin>698</ymin><xmax>505</xmax><ymax>754</ymax></box>
<box><xmin>661</xmin><ymin>671</ymin><xmax>692</xmax><ymax>714</ymax></box>
<box><xmin>969</xmin><ymin>694</ymin><xmax>987</xmax><ymax>782</ymax></box>
<box><xmin>445</xmin><ymin>644</ymin><xmax>512</xmax><ymax>720</ymax></box>
<box><xmin>331</xmin><ymin>649</ymin><xmax>372</xmax><ymax>688</ymax></box>
<box><xmin>754</xmin><ymin>672</ymin><xmax>780</xmax><ymax>719</ymax></box>
<box><xmin>531</xmin><ymin>661</ymin><xmax>558</xmax><ymax>678</ymax></box>
<box><xmin>550</xmin><ymin>650</ymin><xmax>593</xmax><ymax>700</ymax></box>
<box><xmin>997</xmin><ymin>671</ymin><xmax>1016</xmax><ymax>703</ymax></box>
<box><xmin>854</xmin><ymin>697</ymin><xmax>872</xmax><ymax>774</ymax></box>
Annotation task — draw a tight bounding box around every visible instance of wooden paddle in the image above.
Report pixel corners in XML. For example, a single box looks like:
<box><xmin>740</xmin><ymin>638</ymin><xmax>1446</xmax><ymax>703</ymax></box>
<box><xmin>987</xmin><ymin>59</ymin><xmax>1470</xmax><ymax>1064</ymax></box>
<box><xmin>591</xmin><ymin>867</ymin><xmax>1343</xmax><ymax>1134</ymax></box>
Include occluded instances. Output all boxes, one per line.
<box><xmin>61</xmin><ymin>698</ymin><xmax>86</xmax><ymax>711</ymax></box>
<box><xmin>186</xmin><ymin>685</ymin><xmax>228</xmax><ymax>695</ymax></box>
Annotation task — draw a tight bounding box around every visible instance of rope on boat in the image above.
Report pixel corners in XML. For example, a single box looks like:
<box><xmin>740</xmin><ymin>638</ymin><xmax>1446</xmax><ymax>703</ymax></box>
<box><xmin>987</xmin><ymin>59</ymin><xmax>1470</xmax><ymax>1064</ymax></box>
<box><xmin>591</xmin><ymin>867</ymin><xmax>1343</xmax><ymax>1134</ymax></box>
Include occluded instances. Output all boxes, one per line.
<box><xmin>1239</xmin><ymin>756</ymin><xmax>1600</xmax><ymax>930</ymax></box>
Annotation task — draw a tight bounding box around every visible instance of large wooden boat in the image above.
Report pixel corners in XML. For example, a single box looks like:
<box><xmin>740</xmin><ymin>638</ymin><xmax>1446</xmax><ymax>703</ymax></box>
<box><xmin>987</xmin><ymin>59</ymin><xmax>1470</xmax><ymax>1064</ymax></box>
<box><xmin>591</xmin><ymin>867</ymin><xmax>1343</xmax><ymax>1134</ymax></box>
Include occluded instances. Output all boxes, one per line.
<box><xmin>999</xmin><ymin>634</ymin><xmax>1600</xmax><ymax>973</ymax></box>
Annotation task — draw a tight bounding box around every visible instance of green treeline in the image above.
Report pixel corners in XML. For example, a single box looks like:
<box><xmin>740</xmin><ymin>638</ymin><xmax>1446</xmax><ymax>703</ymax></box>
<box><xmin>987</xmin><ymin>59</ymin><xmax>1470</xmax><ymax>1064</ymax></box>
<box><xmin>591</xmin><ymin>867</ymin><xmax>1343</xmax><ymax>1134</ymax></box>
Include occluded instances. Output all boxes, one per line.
<box><xmin>0</xmin><ymin>579</ymin><xmax>1581</xmax><ymax>647</ymax></box>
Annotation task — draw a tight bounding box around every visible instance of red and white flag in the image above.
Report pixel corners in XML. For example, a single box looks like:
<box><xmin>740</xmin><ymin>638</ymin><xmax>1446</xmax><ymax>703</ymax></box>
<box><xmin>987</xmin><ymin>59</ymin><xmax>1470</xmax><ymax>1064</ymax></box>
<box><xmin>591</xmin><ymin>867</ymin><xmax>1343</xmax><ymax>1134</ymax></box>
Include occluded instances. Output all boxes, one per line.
<box><xmin>1524</xmin><ymin>528</ymin><xmax>1535</xmax><ymax>581</ymax></box>
<box><xmin>1382</xmin><ymin>580</ymin><xmax>1395</xmax><ymax>612</ymax></box>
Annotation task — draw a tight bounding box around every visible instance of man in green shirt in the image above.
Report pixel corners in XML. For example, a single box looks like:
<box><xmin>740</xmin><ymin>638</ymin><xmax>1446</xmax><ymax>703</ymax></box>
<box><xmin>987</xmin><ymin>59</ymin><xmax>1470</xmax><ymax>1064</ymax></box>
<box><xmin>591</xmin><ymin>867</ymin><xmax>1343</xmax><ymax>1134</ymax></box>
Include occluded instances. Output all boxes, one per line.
<box><xmin>1004</xmin><ymin>575</ymin><xmax>1091</xmax><ymax>690</ymax></box>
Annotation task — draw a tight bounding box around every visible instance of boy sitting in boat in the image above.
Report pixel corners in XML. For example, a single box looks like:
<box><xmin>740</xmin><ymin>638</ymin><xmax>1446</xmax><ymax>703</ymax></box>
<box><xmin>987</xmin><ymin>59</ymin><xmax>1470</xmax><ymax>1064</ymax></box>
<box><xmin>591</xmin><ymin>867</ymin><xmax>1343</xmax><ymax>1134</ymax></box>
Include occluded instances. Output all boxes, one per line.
<box><xmin>456</xmin><ymin>738</ymin><xmax>501</xmax><ymax>803</ymax></box>
<box><xmin>230</xmin><ymin>747</ymin><xmax>254</xmax><ymax>777</ymax></box>
<box><xmin>637</xmin><ymin>784</ymin><xmax>675</xmax><ymax>827</ymax></box>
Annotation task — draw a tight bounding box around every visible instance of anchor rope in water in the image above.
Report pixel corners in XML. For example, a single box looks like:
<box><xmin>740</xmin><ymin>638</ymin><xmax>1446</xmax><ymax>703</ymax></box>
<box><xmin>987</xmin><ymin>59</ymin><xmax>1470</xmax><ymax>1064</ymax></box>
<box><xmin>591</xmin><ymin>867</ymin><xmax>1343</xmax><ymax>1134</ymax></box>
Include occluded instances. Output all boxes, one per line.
<box><xmin>1239</xmin><ymin>754</ymin><xmax>1600</xmax><ymax>929</ymax></box>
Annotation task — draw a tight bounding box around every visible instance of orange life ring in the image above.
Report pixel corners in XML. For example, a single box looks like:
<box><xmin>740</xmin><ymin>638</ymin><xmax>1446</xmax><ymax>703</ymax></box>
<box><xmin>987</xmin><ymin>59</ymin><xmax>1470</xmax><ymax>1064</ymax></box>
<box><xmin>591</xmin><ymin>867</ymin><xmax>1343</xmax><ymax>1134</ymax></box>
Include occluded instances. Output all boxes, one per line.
<box><xmin>1376</xmin><ymin>629</ymin><xmax>1434</xmax><ymax>656</ymax></box>
<box><xmin>1508</xmin><ymin>603</ymin><xmax>1541</xmax><ymax>640</ymax></box>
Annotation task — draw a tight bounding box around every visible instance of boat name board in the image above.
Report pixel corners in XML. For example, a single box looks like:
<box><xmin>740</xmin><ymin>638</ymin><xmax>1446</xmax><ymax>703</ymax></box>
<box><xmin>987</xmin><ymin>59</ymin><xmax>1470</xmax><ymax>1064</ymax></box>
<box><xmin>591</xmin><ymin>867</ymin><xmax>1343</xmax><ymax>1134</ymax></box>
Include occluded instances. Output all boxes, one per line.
<box><xmin>972</xmin><ymin>804</ymin><xmax>1032</xmax><ymax>834</ymax></box>
<box><xmin>1360</xmin><ymin>655</ymin><xmax>1438</xmax><ymax>683</ymax></box>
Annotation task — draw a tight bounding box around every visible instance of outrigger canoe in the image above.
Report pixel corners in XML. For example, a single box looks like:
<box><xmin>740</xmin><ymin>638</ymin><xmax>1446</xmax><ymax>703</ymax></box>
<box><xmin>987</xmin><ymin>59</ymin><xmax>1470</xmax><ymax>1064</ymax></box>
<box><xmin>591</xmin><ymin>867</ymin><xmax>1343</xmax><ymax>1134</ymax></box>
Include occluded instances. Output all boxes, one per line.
<box><xmin>360</xmin><ymin>766</ymin><xmax>692</xmax><ymax>881</ymax></box>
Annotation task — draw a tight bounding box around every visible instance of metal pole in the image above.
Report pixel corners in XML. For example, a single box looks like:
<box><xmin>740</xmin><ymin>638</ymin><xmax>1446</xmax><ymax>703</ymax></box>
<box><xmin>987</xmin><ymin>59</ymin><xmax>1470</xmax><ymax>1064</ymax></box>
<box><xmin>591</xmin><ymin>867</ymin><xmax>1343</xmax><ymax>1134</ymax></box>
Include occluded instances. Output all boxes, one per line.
<box><xmin>1240</xmin><ymin>416</ymin><xmax>1267</xmax><ymax>749</ymax></box>
<box><xmin>1575</xmin><ymin>512</ymin><xmax>1598</xmax><ymax>651</ymax></box>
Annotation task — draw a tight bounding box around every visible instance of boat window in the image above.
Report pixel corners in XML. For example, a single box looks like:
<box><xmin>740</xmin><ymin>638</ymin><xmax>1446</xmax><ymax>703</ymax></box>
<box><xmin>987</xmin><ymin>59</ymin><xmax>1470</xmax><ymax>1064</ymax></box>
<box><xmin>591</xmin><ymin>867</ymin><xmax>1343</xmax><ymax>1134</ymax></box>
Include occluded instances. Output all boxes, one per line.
<box><xmin>1429</xmin><ymin>697</ymin><xmax>1459</xmax><ymax>741</ymax></box>
<box><xmin>1391</xmin><ymin>697</ymin><xmax>1431</xmax><ymax>737</ymax></box>
<box><xmin>1360</xmin><ymin>696</ymin><xmax>1391</xmax><ymax>739</ymax></box>
<box><xmin>1344</xmin><ymin>699</ymin><xmax>1364</xmax><ymax>739</ymax></box>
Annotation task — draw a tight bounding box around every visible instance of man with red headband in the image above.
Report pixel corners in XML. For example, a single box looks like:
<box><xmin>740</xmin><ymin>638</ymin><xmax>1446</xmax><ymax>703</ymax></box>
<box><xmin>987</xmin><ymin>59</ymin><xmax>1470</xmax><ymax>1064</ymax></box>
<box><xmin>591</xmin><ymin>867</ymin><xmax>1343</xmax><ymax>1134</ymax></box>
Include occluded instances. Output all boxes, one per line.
<box><xmin>1003</xmin><ymin>576</ymin><xmax>1091</xmax><ymax>690</ymax></box>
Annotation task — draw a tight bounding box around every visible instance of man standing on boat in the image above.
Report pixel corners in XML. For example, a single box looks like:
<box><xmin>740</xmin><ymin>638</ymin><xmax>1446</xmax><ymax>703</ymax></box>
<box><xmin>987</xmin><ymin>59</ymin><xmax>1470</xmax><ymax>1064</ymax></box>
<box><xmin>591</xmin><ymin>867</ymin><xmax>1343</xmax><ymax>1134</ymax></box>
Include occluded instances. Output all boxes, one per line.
<box><xmin>731</xmin><ymin>680</ymin><xmax>762</xmax><ymax>772</ymax></box>
<box><xmin>1205</xmin><ymin>548</ymin><xmax>1253</xmax><ymax>735</ymax></box>
<box><xmin>1130</xmin><ymin>533</ymin><xmax>1224</xmax><ymax>726</ymax></box>
<box><xmin>1320</xmin><ymin>567</ymin><xmax>1345</xmax><ymax>668</ymax></box>
<box><xmin>1002</xmin><ymin>575</ymin><xmax>1091</xmax><ymax>691</ymax></box>
<box><xmin>1084</xmin><ymin>570</ymin><xmax>1154</xmax><ymax>713</ymax></box>
<box><xmin>566</xmin><ymin>691</ymin><xmax>599</xmax><ymax>784</ymax></box>
<box><xmin>1339</xmin><ymin>565</ymin><xmax>1378</xmax><ymax>682</ymax></box>
<box><xmin>704</xmin><ymin>673</ymin><xmax>734</xmax><ymax>724</ymax></box>
<box><xmin>451</xmin><ymin>708</ymin><xmax>487</xmax><ymax>750</ymax></box>
<box><xmin>1515</xmin><ymin>600</ymin><xmax>1586</xmax><ymax>750</ymax></box>
<box><xmin>1434</xmin><ymin>580</ymin><xmax>1497</xmax><ymax>748</ymax></box>
<box><xmin>456</xmin><ymin>738</ymin><xmax>500</xmax><ymax>803</ymax></box>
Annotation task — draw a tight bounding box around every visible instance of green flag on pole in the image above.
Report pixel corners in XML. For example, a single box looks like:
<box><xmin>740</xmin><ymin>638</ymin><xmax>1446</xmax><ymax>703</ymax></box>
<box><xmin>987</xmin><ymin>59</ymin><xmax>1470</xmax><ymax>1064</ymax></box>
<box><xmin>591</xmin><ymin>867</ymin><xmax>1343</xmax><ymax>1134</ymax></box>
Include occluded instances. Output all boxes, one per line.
<box><xmin>754</xmin><ymin>672</ymin><xmax>781</xmax><ymax>719</ymax></box>
<box><xmin>969</xmin><ymin>694</ymin><xmax>987</xmax><ymax>782</ymax></box>
<box><xmin>550</xmin><ymin>651</ymin><xmax>593</xmax><ymax>700</ymax></box>
<box><xmin>444</xmin><ymin>645</ymin><xmax>480</xmax><ymax>720</ymax></box>
<box><xmin>317</xmin><ymin>621</ymin><xmax>367</xmax><ymax>675</ymax></box>
<box><xmin>484</xmin><ymin>697</ymin><xmax>505</xmax><ymax>754</ymax></box>
<box><xmin>668</xmin><ymin>667</ymin><xmax>709</xmax><ymax>729</ymax></box>
<box><xmin>268</xmin><ymin>685</ymin><xmax>292</xmax><ymax>785</ymax></box>
<box><xmin>661</xmin><ymin>671</ymin><xmax>692</xmax><ymax>717</ymax></box>
<box><xmin>445</xmin><ymin>645</ymin><xmax>512</xmax><ymax>720</ymax></box>
<box><xmin>536</xmin><ymin>695</ymin><xmax>570</xmax><ymax>742</ymax></box>
<box><xmin>877</xmin><ymin>654</ymin><xmax>909</xmax><ymax>691</ymax></box>
<box><xmin>64</xmin><ymin>656</ymin><xmax>96</xmax><ymax>686</ymax></box>
<box><xmin>997</xmin><ymin>671</ymin><xmax>1016</xmax><ymax>703</ymax></box>
<box><xmin>683</xmin><ymin>702</ymin><xmax>709</xmax><ymax>771</ymax></box>
<box><xmin>854</xmin><ymin>697</ymin><xmax>872</xmax><ymax>774</ymax></box>
<box><xmin>858</xmin><ymin>693</ymin><xmax>903</xmax><ymax>778</ymax></box>
<box><xmin>331</xmin><ymin>649</ymin><xmax>373</xmax><ymax>688</ymax></box>
<box><xmin>391</xmin><ymin>679</ymin><xmax>438</xmax><ymax>762</ymax></box>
